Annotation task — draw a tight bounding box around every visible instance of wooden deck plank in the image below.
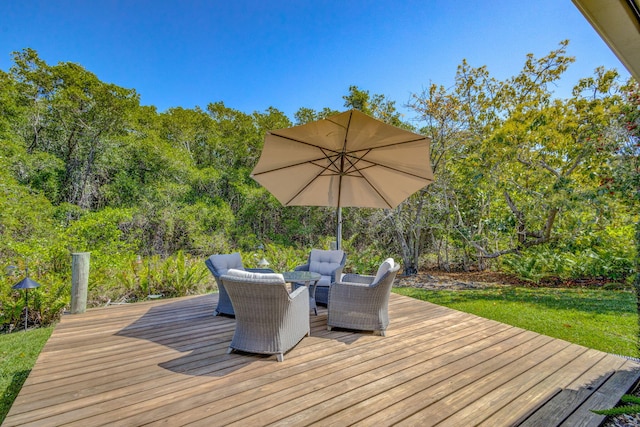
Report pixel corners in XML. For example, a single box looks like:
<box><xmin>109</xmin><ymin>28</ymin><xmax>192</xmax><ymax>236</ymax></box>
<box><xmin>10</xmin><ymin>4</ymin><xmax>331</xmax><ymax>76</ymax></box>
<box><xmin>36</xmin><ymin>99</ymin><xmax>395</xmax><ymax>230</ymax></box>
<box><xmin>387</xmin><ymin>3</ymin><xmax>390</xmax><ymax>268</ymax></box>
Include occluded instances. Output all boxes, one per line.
<box><xmin>4</xmin><ymin>292</ymin><xmax>639</xmax><ymax>427</ymax></box>
<box><xmin>211</xmin><ymin>325</ymin><xmax>518</xmax><ymax>427</ymax></box>
<box><xmin>285</xmin><ymin>330</ymin><xmax>545</xmax><ymax>427</ymax></box>
<box><xmin>431</xmin><ymin>344</ymin><xmax>593</xmax><ymax>426</ymax></box>
<box><xmin>352</xmin><ymin>334</ymin><xmax>567</xmax><ymax>426</ymax></box>
<box><xmin>8</xmin><ymin>298</ymin><xmax>461</xmax><ymax>425</ymax></box>
<box><xmin>76</xmin><ymin>309</ymin><xmax>489</xmax><ymax>425</ymax></box>
<box><xmin>512</xmin><ymin>354</ymin><xmax>624</xmax><ymax>427</ymax></box>
<box><xmin>559</xmin><ymin>366</ymin><xmax>640</xmax><ymax>427</ymax></box>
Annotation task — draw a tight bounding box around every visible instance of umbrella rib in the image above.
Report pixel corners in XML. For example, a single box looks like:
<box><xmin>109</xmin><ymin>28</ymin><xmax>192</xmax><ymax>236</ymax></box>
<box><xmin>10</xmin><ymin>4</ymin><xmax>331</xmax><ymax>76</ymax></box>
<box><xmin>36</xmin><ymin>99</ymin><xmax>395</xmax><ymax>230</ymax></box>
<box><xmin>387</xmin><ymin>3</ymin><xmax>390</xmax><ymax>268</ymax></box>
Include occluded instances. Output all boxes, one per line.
<box><xmin>283</xmin><ymin>159</ymin><xmax>336</xmax><ymax>206</ymax></box>
<box><xmin>267</xmin><ymin>132</ymin><xmax>344</xmax><ymax>155</ymax></box>
<box><xmin>354</xmin><ymin>136</ymin><xmax>428</xmax><ymax>151</ymax></box>
<box><xmin>252</xmin><ymin>150</ymin><xmax>340</xmax><ymax>176</ymax></box>
<box><xmin>341</xmin><ymin>154</ymin><xmax>396</xmax><ymax>209</ymax></box>
<box><xmin>252</xmin><ymin>158</ymin><xmax>326</xmax><ymax>176</ymax></box>
<box><xmin>342</xmin><ymin>147</ymin><xmax>432</xmax><ymax>208</ymax></box>
<box><xmin>341</xmin><ymin>151</ymin><xmax>433</xmax><ymax>181</ymax></box>
<box><xmin>321</xmin><ymin>147</ymin><xmax>344</xmax><ymax>174</ymax></box>
<box><xmin>360</xmin><ymin>160</ymin><xmax>433</xmax><ymax>181</ymax></box>
<box><xmin>337</xmin><ymin>111</ymin><xmax>355</xmax><ymax>208</ymax></box>
<box><xmin>257</xmin><ymin>133</ymin><xmax>429</xmax><ymax>177</ymax></box>
<box><xmin>337</xmin><ymin>136</ymin><xmax>430</xmax><ymax>159</ymax></box>
<box><xmin>363</xmin><ymin>177</ymin><xmax>394</xmax><ymax>209</ymax></box>
<box><xmin>341</xmin><ymin>149</ymin><xmax>372</xmax><ymax>175</ymax></box>
<box><xmin>269</xmin><ymin>131</ymin><xmax>427</xmax><ymax>154</ymax></box>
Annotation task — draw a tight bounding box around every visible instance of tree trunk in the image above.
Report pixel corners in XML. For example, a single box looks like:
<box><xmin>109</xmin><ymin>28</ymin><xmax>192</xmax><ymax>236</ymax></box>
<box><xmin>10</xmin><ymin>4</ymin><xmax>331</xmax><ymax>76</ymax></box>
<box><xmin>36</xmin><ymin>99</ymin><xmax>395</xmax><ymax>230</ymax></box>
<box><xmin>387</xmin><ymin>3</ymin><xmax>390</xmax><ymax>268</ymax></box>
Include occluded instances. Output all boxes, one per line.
<box><xmin>635</xmin><ymin>218</ymin><xmax>640</xmax><ymax>353</ymax></box>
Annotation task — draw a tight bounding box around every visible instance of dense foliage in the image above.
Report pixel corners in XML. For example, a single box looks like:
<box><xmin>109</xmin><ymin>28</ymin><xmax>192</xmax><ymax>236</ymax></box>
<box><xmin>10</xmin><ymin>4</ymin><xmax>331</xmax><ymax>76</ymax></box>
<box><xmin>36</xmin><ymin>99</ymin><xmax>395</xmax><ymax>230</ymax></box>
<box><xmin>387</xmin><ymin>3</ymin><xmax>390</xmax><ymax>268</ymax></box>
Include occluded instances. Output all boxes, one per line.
<box><xmin>0</xmin><ymin>44</ymin><xmax>637</xmax><ymax>331</ymax></box>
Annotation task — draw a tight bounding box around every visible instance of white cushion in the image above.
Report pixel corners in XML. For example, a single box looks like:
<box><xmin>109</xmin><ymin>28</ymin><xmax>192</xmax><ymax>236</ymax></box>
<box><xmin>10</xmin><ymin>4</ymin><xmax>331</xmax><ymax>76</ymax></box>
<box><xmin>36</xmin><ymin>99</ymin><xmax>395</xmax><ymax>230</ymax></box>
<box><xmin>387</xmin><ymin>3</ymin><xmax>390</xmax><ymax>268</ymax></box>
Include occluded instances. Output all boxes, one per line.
<box><xmin>373</xmin><ymin>258</ymin><xmax>395</xmax><ymax>284</ymax></box>
<box><xmin>225</xmin><ymin>268</ymin><xmax>285</xmax><ymax>284</ymax></box>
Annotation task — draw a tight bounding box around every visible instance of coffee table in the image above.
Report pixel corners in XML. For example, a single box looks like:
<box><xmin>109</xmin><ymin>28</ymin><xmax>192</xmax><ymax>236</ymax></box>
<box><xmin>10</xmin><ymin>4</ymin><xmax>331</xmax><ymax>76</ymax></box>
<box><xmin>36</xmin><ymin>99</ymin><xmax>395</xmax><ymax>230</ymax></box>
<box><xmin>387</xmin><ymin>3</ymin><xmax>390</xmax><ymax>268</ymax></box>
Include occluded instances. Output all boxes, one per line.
<box><xmin>282</xmin><ymin>271</ymin><xmax>322</xmax><ymax>315</ymax></box>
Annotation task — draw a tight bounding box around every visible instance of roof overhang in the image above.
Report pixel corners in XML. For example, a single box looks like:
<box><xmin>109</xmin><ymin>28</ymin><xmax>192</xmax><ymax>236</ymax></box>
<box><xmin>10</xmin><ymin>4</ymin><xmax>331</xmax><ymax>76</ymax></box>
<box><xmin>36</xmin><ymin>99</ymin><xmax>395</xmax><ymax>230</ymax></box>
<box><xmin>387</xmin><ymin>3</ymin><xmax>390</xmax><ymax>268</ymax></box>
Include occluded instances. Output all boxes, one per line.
<box><xmin>572</xmin><ymin>0</ymin><xmax>640</xmax><ymax>80</ymax></box>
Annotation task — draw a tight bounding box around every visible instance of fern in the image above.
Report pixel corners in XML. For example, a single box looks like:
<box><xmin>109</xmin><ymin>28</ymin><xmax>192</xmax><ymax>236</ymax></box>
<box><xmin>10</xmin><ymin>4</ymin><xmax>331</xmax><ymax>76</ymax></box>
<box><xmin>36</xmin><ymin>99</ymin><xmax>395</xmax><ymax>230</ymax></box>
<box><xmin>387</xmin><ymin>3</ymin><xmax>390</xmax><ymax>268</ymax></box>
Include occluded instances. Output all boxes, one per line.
<box><xmin>591</xmin><ymin>394</ymin><xmax>640</xmax><ymax>416</ymax></box>
<box><xmin>502</xmin><ymin>255</ymin><xmax>545</xmax><ymax>284</ymax></box>
<box><xmin>592</xmin><ymin>405</ymin><xmax>640</xmax><ymax>416</ymax></box>
<box><xmin>621</xmin><ymin>394</ymin><xmax>640</xmax><ymax>405</ymax></box>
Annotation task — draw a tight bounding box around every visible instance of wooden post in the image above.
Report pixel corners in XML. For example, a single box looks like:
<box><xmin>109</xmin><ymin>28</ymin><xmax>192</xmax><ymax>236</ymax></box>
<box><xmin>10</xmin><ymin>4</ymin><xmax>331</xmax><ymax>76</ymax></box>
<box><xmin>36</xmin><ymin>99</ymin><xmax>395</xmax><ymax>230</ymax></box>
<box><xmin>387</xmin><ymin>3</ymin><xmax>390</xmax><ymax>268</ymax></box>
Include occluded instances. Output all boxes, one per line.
<box><xmin>71</xmin><ymin>252</ymin><xmax>90</xmax><ymax>314</ymax></box>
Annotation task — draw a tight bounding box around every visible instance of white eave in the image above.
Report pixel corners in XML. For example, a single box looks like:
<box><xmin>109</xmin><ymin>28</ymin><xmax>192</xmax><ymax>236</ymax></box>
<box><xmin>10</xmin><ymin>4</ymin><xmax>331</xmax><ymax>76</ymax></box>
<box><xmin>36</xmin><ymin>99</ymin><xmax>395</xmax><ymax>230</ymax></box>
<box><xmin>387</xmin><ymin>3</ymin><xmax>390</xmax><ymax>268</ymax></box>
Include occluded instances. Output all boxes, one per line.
<box><xmin>573</xmin><ymin>0</ymin><xmax>640</xmax><ymax>80</ymax></box>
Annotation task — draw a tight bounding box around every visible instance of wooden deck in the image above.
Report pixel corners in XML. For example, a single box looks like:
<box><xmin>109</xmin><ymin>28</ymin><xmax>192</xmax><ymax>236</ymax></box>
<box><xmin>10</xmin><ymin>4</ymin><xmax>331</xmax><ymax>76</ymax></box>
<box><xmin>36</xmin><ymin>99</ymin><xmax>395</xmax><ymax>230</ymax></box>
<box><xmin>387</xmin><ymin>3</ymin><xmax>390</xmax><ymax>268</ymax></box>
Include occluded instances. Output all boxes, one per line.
<box><xmin>5</xmin><ymin>293</ymin><xmax>640</xmax><ymax>426</ymax></box>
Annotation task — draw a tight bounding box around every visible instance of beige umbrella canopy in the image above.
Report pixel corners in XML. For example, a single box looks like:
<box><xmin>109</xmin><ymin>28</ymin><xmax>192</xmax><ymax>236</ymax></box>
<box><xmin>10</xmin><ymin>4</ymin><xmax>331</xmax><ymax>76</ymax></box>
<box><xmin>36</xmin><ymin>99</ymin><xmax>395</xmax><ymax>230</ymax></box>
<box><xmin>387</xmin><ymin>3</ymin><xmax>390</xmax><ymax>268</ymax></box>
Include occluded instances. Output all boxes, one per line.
<box><xmin>251</xmin><ymin>109</ymin><xmax>434</xmax><ymax>249</ymax></box>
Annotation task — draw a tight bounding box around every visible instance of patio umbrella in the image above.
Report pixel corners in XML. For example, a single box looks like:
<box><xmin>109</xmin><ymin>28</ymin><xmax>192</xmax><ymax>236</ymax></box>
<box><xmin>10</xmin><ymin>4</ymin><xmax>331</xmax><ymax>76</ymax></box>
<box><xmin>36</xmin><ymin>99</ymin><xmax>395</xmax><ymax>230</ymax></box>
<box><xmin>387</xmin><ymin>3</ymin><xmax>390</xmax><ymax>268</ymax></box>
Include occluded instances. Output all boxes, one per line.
<box><xmin>250</xmin><ymin>109</ymin><xmax>434</xmax><ymax>249</ymax></box>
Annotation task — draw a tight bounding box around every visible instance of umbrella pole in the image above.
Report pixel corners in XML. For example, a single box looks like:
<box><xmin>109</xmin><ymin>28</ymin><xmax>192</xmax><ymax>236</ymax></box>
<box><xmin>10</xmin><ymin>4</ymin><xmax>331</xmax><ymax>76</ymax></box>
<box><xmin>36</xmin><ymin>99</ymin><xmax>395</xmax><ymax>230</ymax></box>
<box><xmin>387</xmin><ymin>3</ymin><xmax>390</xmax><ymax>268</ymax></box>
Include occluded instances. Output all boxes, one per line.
<box><xmin>336</xmin><ymin>207</ymin><xmax>342</xmax><ymax>251</ymax></box>
<box><xmin>24</xmin><ymin>289</ymin><xmax>28</xmax><ymax>331</ymax></box>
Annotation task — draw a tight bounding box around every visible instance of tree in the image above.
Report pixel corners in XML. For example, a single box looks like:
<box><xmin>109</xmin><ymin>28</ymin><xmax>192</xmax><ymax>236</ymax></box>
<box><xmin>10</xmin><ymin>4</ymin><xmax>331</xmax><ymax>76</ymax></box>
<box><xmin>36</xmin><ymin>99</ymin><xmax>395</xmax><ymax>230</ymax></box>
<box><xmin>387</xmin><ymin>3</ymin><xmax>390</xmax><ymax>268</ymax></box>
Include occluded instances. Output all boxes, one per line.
<box><xmin>343</xmin><ymin>85</ymin><xmax>411</xmax><ymax>129</ymax></box>
<box><xmin>605</xmin><ymin>79</ymin><xmax>640</xmax><ymax>348</ymax></box>
<box><xmin>160</xmin><ymin>107</ymin><xmax>216</xmax><ymax>167</ymax></box>
<box><xmin>293</xmin><ymin>107</ymin><xmax>340</xmax><ymax>125</ymax></box>
<box><xmin>408</xmin><ymin>41</ymin><xmax>627</xmax><ymax>271</ymax></box>
<box><xmin>342</xmin><ymin>86</ymin><xmax>429</xmax><ymax>273</ymax></box>
<box><xmin>8</xmin><ymin>49</ymin><xmax>140</xmax><ymax>209</ymax></box>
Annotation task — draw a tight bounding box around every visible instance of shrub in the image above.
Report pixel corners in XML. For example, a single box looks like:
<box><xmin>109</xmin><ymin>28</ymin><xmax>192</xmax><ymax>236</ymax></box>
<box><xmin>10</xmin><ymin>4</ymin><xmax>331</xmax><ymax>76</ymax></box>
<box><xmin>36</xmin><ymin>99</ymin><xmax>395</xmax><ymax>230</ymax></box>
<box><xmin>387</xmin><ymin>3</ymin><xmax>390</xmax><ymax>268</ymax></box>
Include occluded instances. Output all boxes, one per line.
<box><xmin>501</xmin><ymin>243</ymin><xmax>634</xmax><ymax>283</ymax></box>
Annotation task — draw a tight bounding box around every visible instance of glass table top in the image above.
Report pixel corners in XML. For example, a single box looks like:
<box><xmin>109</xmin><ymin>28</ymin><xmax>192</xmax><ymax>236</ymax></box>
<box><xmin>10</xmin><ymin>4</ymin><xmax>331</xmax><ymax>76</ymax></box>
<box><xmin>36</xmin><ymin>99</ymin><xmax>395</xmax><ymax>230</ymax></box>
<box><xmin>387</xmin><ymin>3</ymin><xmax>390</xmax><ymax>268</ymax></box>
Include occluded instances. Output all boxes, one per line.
<box><xmin>281</xmin><ymin>271</ymin><xmax>321</xmax><ymax>282</ymax></box>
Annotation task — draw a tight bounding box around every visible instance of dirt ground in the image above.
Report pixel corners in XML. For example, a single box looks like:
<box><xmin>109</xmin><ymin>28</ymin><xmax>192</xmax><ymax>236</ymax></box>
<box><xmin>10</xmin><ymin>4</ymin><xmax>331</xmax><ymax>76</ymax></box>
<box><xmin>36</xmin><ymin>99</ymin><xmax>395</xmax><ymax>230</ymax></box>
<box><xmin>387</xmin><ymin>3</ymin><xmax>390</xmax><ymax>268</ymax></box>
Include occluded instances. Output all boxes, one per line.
<box><xmin>395</xmin><ymin>269</ymin><xmax>627</xmax><ymax>290</ymax></box>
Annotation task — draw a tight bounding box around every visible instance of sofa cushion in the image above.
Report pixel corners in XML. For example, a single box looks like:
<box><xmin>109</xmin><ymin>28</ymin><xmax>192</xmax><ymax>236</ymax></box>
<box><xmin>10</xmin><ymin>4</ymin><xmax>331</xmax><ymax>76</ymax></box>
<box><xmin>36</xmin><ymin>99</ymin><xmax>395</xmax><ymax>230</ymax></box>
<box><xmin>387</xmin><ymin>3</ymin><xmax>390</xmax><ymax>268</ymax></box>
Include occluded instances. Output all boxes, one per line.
<box><xmin>373</xmin><ymin>258</ymin><xmax>395</xmax><ymax>285</ymax></box>
<box><xmin>209</xmin><ymin>252</ymin><xmax>245</xmax><ymax>276</ymax></box>
<box><xmin>308</xmin><ymin>249</ymin><xmax>344</xmax><ymax>278</ymax></box>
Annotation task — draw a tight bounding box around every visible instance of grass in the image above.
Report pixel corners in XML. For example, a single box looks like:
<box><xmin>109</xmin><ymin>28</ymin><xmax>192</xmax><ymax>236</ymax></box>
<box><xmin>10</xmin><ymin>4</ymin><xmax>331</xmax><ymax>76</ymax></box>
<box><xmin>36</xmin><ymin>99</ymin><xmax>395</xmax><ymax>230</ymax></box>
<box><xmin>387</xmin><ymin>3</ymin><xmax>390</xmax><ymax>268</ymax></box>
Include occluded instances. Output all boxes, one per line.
<box><xmin>0</xmin><ymin>327</ymin><xmax>53</xmax><ymax>424</ymax></box>
<box><xmin>393</xmin><ymin>286</ymin><xmax>639</xmax><ymax>357</ymax></box>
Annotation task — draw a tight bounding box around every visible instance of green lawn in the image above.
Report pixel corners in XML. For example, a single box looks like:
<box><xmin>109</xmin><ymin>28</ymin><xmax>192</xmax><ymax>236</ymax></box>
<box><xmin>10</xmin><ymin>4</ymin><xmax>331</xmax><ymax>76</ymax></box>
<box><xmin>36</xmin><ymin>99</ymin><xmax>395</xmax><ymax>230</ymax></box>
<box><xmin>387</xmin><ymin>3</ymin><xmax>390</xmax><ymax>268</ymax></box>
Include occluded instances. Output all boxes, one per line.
<box><xmin>0</xmin><ymin>327</ymin><xmax>53</xmax><ymax>424</ymax></box>
<box><xmin>394</xmin><ymin>286</ymin><xmax>639</xmax><ymax>358</ymax></box>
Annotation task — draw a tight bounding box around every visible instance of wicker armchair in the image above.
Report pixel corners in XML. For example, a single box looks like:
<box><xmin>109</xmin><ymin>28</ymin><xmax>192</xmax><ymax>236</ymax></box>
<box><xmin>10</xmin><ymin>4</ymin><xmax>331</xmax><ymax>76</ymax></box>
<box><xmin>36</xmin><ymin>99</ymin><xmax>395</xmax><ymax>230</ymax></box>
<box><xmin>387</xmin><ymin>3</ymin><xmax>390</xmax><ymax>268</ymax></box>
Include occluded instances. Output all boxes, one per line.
<box><xmin>327</xmin><ymin>258</ymin><xmax>400</xmax><ymax>336</ymax></box>
<box><xmin>205</xmin><ymin>253</ymin><xmax>274</xmax><ymax>316</ymax></box>
<box><xmin>293</xmin><ymin>249</ymin><xmax>346</xmax><ymax>305</ymax></box>
<box><xmin>221</xmin><ymin>269</ymin><xmax>310</xmax><ymax>362</ymax></box>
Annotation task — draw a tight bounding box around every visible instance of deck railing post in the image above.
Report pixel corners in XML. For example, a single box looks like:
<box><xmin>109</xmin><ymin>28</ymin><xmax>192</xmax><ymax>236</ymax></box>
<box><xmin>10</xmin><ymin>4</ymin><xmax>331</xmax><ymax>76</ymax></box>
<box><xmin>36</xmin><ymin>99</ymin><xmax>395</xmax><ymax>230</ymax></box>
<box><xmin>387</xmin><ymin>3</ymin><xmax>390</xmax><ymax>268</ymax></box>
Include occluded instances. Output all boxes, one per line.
<box><xmin>71</xmin><ymin>252</ymin><xmax>90</xmax><ymax>314</ymax></box>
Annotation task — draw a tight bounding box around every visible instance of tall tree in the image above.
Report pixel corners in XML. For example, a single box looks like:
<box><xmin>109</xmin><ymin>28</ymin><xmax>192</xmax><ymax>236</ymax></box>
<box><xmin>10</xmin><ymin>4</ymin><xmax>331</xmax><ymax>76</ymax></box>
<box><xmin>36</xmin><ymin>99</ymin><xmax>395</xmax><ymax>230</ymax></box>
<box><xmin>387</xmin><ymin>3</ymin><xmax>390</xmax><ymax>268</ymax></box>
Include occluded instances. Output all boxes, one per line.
<box><xmin>8</xmin><ymin>48</ymin><xmax>140</xmax><ymax>208</ymax></box>
<box><xmin>409</xmin><ymin>41</ymin><xmax>626</xmax><ymax>270</ymax></box>
<box><xmin>606</xmin><ymin>79</ymin><xmax>640</xmax><ymax>348</ymax></box>
<box><xmin>342</xmin><ymin>86</ymin><xmax>430</xmax><ymax>273</ymax></box>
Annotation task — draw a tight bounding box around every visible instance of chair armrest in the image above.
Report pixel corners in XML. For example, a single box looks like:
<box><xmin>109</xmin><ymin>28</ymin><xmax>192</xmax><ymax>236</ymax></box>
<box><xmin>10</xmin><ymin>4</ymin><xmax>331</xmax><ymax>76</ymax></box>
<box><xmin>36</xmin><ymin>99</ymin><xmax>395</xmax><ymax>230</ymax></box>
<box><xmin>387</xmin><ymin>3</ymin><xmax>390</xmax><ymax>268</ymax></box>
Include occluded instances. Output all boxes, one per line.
<box><xmin>289</xmin><ymin>285</ymin><xmax>309</xmax><ymax>300</ymax></box>
<box><xmin>339</xmin><ymin>274</ymin><xmax>375</xmax><ymax>285</ymax></box>
<box><xmin>332</xmin><ymin>281</ymin><xmax>371</xmax><ymax>289</ymax></box>
<box><xmin>204</xmin><ymin>258</ymin><xmax>218</xmax><ymax>277</ymax></box>
<box><xmin>331</xmin><ymin>265</ymin><xmax>345</xmax><ymax>282</ymax></box>
<box><xmin>294</xmin><ymin>264</ymin><xmax>309</xmax><ymax>272</ymax></box>
<box><xmin>329</xmin><ymin>280</ymin><xmax>382</xmax><ymax>303</ymax></box>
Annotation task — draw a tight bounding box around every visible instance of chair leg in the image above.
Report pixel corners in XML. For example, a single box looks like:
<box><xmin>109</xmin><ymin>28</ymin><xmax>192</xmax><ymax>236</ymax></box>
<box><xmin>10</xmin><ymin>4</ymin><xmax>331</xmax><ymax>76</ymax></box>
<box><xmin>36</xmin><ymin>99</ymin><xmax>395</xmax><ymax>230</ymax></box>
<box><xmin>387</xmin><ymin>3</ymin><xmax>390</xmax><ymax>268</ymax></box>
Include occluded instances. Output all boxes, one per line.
<box><xmin>276</xmin><ymin>353</ymin><xmax>284</xmax><ymax>362</ymax></box>
<box><xmin>213</xmin><ymin>310</ymin><xmax>219</xmax><ymax>316</ymax></box>
<box><xmin>374</xmin><ymin>330</ymin><xmax>386</xmax><ymax>337</ymax></box>
<box><xmin>226</xmin><ymin>347</ymin><xmax>233</xmax><ymax>354</ymax></box>
<box><xmin>327</xmin><ymin>326</ymin><xmax>333</xmax><ymax>331</ymax></box>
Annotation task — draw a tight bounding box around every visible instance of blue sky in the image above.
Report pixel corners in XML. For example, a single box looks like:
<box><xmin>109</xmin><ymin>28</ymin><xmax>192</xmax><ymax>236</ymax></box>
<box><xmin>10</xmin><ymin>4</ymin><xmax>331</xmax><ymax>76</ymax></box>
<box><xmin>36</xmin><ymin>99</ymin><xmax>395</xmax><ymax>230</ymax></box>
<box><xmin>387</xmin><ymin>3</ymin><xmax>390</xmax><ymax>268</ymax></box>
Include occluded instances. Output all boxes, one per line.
<box><xmin>0</xmin><ymin>1</ymin><xmax>631</xmax><ymax>120</ymax></box>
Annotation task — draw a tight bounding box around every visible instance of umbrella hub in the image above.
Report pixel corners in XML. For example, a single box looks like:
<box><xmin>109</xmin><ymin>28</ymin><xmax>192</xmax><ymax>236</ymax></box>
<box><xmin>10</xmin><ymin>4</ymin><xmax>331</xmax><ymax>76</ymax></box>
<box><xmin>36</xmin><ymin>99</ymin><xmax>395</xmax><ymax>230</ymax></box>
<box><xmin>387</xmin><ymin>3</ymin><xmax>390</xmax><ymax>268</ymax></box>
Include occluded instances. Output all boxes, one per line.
<box><xmin>323</xmin><ymin>150</ymin><xmax>364</xmax><ymax>177</ymax></box>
